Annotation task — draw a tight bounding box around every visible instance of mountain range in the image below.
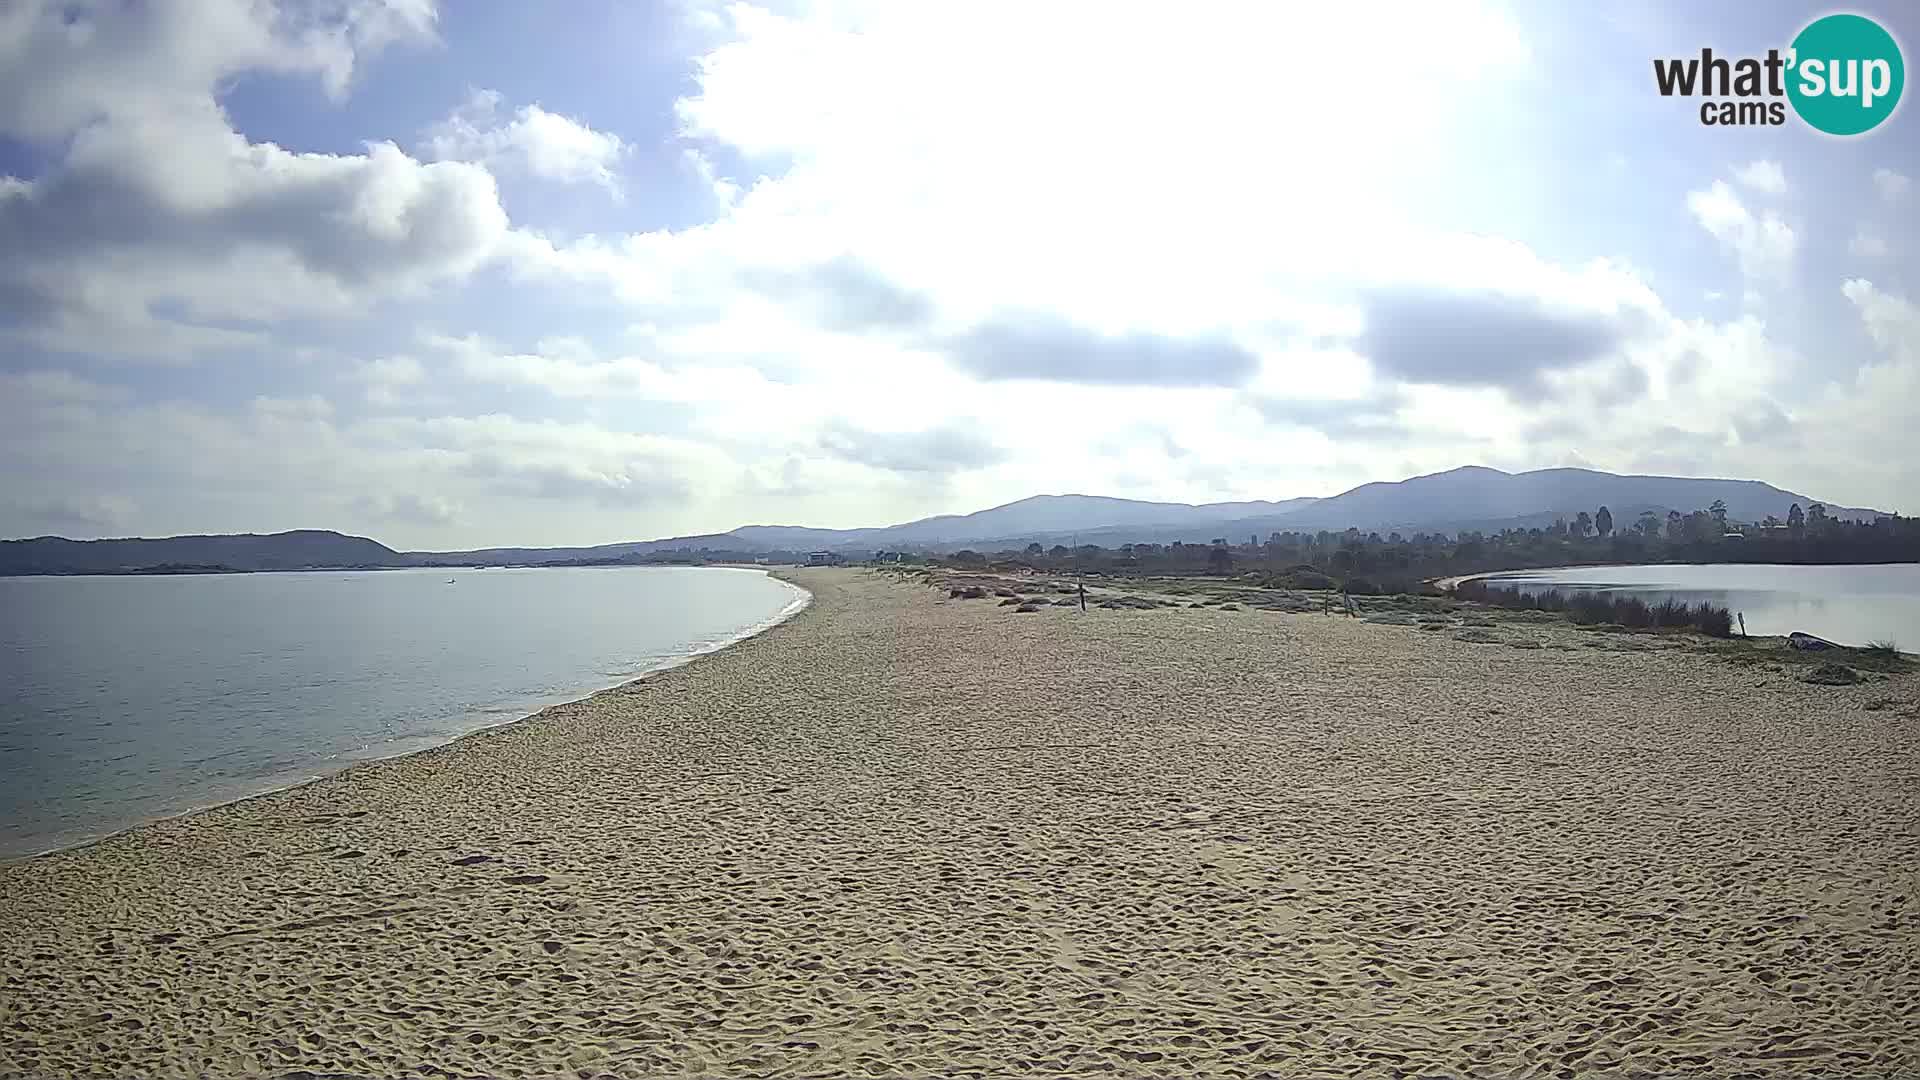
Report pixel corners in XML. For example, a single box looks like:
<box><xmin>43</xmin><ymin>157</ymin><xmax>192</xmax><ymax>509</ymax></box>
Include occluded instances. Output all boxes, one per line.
<box><xmin>0</xmin><ymin>466</ymin><xmax>1889</xmax><ymax>574</ymax></box>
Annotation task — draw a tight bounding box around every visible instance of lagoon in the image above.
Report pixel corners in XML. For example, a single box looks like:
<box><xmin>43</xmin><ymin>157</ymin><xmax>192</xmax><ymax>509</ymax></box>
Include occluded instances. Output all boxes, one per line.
<box><xmin>1479</xmin><ymin>562</ymin><xmax>1920</xmax><ymax>647</ymax></box>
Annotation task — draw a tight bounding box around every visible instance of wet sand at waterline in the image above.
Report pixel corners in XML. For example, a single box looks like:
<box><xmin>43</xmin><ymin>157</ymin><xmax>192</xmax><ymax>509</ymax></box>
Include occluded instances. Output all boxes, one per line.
<box><xmin>2</xmin><ymin>568</ymin><xmax>1915</xmax><ymax>1078</ymax></box>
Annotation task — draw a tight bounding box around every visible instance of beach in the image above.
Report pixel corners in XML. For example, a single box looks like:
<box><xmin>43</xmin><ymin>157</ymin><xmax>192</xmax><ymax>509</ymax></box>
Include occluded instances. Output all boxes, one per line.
<box><xmin>2</xmin><ymin>567</ymin><xmax>1916</xmax><ymax>1078</ymax></box>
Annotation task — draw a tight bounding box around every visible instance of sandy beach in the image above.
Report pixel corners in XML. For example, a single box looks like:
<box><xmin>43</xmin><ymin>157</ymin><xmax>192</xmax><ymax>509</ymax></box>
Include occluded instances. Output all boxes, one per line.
<box><xmin>2</xmin><ymin>567</ymin><xmax>1916</xmax><ymax>1078</ymax></box>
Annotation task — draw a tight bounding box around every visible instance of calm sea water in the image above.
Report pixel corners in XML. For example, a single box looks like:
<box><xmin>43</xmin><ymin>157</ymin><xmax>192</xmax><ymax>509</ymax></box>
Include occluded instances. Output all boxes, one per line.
<box><xmin>0</xmin><ymin>566</ymin><xmax>807</xmax><ymax>859</ymax></box>
<box><xmin>1481</xmin><ymin>563</ymin><xmax>1920</xmax><ymax>647</ymax></box>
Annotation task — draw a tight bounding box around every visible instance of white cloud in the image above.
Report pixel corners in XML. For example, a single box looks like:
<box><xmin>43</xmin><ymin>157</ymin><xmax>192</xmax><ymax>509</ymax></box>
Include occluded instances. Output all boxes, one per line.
<box><xmin>0</xmin><ymin>373</ymin><xmax>739</xmax><ymax>545</ymax></box>
<box><xmin>373</xmin><ymin>414</ymin><xmax>727</xmax><ymax>508</ymax></box>
<box><xmin>0</xmin><ymin>369</ymin><xmax>132</xmax><ymax>406</ymax></box>
<box><xmin>0</xmin><ymin>1</ymin><xmax>436</xmax><ymax>137</ymax></box>
<box><xmin>0</xmin><ymin>494</ymin><xmax>140</xmax><ymax>536</ymax></box>
<box><xmin>1795</xmin><ymin>280</ymin><xmax>1920</xmax><ymax>503</ymax></box>
<box><xmin>1873</xmin><ymin>168</ymin><xmax>1912</xmax><ymax>203</ymax></box>
<box><xmin>351</xmin><ymin>491</ymin><xmax>460</xmax><ymax>527</ymax></box>
<box><xmin>433</xmin><ymin>333</ymin><xmax>737</xmax><ymax>400</ymax></box>
<box><xmin>0</xmin><ymin>1</ymin><xmax>507</xmax><ymax>356</ymax></box>
<box><xmin>510</xmin><ymin>1</ymin><xmax>1530</xmax><ymax>337</ymax></box>
<box><xmin>356</xmin><ymin>354</ymin><xmax>428</xmax><ymax>406</ymax></box>
<box><xmin>1686</xmin><ymin>180</ymin><xmax>1796</xmax><ymax>285</ymax></box>
<box><xmin>3</xmin><ymin>1</ymin><xmax>1915</xmax><ymax>542</ymax></box>
<box><xmin>422</xmin><ymin>89</ymin><xmax>628</xmax><ymax>195</ymax></box>
<box><xmin>1844</xmin><ymin>279</ymin><xmax>1918</xmax><ymax>356</ymax></box>
<box><xmin>818</xmin><ymin>421</ymin><xmax>1004</xmax><ymax>475</ymax></box>
<box><xmin>1849</xmin><ymin>228</ymin><xmax>1889</xmax><ymax>259</ymax></box>
<box><xmin>1733</xmin><ymin>160</ymin><xmax>1787</xmax><ymax>195</ymax></box>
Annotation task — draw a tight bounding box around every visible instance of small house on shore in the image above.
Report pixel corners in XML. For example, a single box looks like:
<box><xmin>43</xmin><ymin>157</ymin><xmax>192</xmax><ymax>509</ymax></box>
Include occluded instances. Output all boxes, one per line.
<box><xmin>806</xmin><ymin>551</ymin><xmax>834</xmax><ymax>566</ymax></box>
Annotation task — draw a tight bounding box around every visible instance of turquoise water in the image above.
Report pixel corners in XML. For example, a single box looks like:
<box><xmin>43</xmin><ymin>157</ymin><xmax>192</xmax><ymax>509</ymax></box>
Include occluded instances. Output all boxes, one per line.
<box><xmin>1480</xmin><ymin>563</ymin><xmax>1920</xmax><ymax>647</ymax></box>
<box><xmin>0</xmin><ymin>566</ymin><xmax>806</xmax><ymax>858</ymax></box>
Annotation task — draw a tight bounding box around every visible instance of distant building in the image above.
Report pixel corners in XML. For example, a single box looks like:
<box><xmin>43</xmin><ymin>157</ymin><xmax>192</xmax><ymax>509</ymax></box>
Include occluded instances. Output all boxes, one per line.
<box><xmin>807</xmin><ymin>551</ymin><xmax>834</xmax><ymax>566</ymax></box>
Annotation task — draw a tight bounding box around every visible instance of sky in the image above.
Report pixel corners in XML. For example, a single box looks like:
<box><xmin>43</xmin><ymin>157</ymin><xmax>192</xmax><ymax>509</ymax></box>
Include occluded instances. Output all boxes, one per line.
<box><xmin>2</xmin><ymin>0</ymin><xmax>1917</xmax><ymax>549</ymax></box>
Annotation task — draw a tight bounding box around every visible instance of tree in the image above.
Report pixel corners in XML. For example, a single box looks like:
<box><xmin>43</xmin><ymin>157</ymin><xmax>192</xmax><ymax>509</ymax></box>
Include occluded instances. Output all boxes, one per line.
<box><xmin>1595</xmin><ymin>506</ymin><xmax>1613</xmax><ymax>538</ymax></box>
<box><xmin>1574</xmin><ymin>511</ymin><xmax>1594</xmax><ymax>538</ymax></box>
<box><xmin>1686</xmin><ymin>510</ymin><xmax>1715</xmax><ymax>542</ymax></box>
<box><xmin>1636</xmin><ymin>510</ymin><xmax>1661</xmax><ymax>538</ymax></box>
<box><xmin>1207</xmin><ymin>546</ymin><xmax>1233</xmax><ymax>575</ymax></box>
<box><xmin>1024</xmin><ymin>542</ymin><xmax>1044</xmax><ymax>556</ymax></box>
<box><xmin>1788</xmin><ymin>503</ymin><xmax>1805</xmax><ymax>532</ymax></box>
<box><xmin>1667</xmin><ymin>509</ymin><xmax>1683</xmax><ymax>540</ymax></box>
<box><xmin>1710</xmin><ymin>499</ymin><xmax>1728</xmax><ymax>531</ymax></box>
<box><xmin>1809</xmin><ymin>503</ymin><xmax>1829</xmax><ymax>530</ymax></box>
<box><xmin>1048</xmin><ymin>544</ymin><xmax>1069</xmax><ymax>558</ymax></box>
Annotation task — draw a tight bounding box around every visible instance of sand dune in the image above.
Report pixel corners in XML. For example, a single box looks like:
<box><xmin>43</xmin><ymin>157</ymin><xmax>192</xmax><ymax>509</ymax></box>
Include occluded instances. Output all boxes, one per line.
<box><xmin>2</xmin><ymin>568</ymin><xmax>1916</xmax><ymax>1078</ymax></box>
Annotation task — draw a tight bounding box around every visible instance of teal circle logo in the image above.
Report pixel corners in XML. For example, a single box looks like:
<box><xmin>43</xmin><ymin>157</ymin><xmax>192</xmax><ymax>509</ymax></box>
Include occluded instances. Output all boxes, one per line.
<box><xmin>1787</xmin><ymin>14</ymin><xmax>1904</xmax><ymax>135</ymax></box>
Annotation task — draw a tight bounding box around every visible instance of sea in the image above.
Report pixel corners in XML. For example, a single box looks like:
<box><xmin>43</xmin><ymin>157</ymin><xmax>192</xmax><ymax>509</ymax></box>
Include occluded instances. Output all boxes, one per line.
<box><xmin>0</xmin><ymin>565</ymin><xmax>807</xmax><ymax>859</ymax></box>
<box><xmin>1478</xmin><ymin>562</ymin><xmax>1920</xmax><ymax>647</ymax></box>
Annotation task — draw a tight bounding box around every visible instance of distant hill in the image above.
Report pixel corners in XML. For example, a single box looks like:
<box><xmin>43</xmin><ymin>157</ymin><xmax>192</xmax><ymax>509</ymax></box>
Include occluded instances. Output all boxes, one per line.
<box><xmin>1253</xmin><ymin>466</ymin><xmax>1880</xmax><ymax>535</ymax></box>
<box><xmin>732</xmin><ymin>494</ymin><xmax>1320</xmax><ymax>550</ymax></box>
<box><xmin>1</xmin><ymin>467</ymin><xmax>1889</xmax><ymax>574</ymax></box>
<box><xmin>0</xmin><ymin>530</ymin><xmax>401</xmax><ymax>575</ymax></box>
<box><xmin>728</xmin><ymin>468</ymin><xmax>1880</xmax><ymax>552</ymax></box>
<box><xmin>407</xmin><ymin>533</ymin><xmax>762</xmax><ymax>566</ymax></box>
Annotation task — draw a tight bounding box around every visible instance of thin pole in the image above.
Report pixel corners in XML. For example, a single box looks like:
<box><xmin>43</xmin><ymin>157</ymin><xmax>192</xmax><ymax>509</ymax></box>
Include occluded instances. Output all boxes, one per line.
<box><xmin>1070</xmin><ymin>532</ymin><xmax>1087</xmax><ymax>613</ymax></box>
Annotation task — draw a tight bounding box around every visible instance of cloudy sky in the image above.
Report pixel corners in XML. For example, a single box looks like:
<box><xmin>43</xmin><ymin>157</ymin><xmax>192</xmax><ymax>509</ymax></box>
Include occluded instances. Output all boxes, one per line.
<box><xmin>3</xmin><ymin>0</ymin><xmax>1917</xmax><ymax>548</ymax></box>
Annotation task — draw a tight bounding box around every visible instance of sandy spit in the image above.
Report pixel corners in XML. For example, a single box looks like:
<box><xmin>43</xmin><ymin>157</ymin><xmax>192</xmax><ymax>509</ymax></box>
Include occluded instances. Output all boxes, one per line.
<box><xmin>2</xmin><ymin>567</ymin><xmax>1915</xmax><ymax>1079</ymax></box>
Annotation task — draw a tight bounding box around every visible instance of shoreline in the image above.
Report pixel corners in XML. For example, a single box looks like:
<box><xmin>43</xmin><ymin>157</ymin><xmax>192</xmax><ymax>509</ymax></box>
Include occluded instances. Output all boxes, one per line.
<box><xmin>1439</xmin><ymin>562</ymin><xmax>1919</xmax><ymax>647</ymax></box>
<box><xmin>4</xmin><ymin>567</ymin><xmax>1914</xmax><ymax>1078</ymax></box>
<box><xmin>3</xmin><ymin>569</ymin><xmax>813</xmax><ymax>865</ymax></box>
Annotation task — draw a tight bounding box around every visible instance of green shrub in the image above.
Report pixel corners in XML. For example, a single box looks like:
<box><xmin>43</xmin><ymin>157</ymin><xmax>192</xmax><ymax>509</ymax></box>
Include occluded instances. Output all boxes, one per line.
<box><xmin>1458</xmin><ymin>580</ymin><xmax>1732</xmax><ymax>638</ymax></box>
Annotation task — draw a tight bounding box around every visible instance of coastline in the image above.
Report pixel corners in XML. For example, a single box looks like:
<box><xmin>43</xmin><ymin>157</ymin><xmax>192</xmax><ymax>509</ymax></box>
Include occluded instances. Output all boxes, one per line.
<box><xmin>3</xmin><ymin>568</ymin><xmax>813</xmax><ymax>864</ymax></box>
<box><xmin>3</xmin><ymin>567</ymin><xmax>1914</xmax><ymax>1078</ymax></box>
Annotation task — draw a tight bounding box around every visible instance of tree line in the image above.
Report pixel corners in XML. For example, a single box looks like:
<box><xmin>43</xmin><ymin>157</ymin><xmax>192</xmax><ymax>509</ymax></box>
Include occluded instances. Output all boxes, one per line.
<box><xmin>915</xmin><ymin>501</ymin><xmax>1918</xmax><ymax>593</ymax></box>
